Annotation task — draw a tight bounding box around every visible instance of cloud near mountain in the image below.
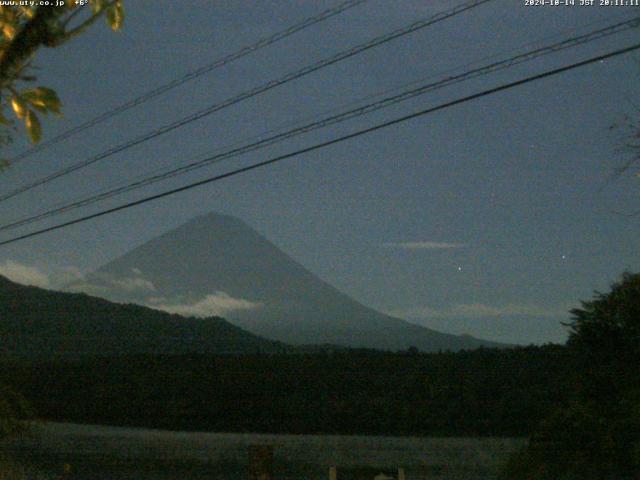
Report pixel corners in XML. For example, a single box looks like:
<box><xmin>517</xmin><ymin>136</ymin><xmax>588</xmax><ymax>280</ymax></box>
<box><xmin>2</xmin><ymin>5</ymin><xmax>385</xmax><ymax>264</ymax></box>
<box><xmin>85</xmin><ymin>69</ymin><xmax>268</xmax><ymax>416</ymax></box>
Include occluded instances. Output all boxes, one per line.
<box><xmin>147</xmin><ymin>292</ymin><xmax>262</xmax><ymax>318</ymax></box>
<box><xmin>64</xmin><ymin>212</ymin><xmax>506</xmax><ymax>351</ymax></box>
<box><xmin>0</xmin><ymin>260</ymin><xmax>50</xmax><ymax>288</ymax></box>
<box><xmin>65</xmin><ymin>270</ymin><xmax>157</xmax><ymax>297</ymax></box>
<box><xmin>63</xmin><ymin>267</ymin><xmax>262</xmax><ymax>319</ymax></box>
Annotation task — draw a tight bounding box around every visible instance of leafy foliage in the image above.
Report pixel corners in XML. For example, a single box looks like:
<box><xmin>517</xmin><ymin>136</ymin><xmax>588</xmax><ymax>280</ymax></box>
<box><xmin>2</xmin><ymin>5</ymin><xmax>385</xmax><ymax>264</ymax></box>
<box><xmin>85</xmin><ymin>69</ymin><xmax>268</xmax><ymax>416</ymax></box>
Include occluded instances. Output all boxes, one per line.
<box><xmin>566</xmin><ymin>272</ymin><xmax>640</xmax><ymax>354</ymax></box>
<box><xmin>502</xmin><ymin>273</ymin><xmax>640</xmax><ymax>479</ymax></box>
<box><xmin>0</xmin><ymin>1</ymin><xmax>124</xmax><ymax>151</ymax></box>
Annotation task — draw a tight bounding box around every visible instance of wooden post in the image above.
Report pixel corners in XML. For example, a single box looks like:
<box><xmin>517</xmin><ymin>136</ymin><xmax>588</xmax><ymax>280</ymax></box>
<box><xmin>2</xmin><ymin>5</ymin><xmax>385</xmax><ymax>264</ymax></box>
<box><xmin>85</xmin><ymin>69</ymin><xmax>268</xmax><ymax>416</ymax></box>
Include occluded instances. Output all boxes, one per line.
<box><xmin>329</xmin><ymin>466</ymin><xmax>337</xmax><ymax>480</ymax></box>
<box><xmin>248</xmin><ymin>445</ymin><xmax>273</xmax><ymax>480</ymax></box>
<box><xmin>397</xmin><ymin>467</ymin><xmax>405</xmax><ymax>480</ymax></box>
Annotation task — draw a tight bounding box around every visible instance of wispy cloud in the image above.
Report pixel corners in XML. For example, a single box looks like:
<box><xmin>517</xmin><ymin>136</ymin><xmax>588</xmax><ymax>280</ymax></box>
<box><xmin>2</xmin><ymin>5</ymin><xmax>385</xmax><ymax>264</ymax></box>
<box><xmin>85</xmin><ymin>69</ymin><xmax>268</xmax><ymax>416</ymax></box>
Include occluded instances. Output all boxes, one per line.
<box><xmin>0</xmin><ymin>261</ymin><xmax>95</xmax><ymax>291</ymax></box>
<box><xmin>110</xmin><ymin>277</ymin><xmax>156</xmax><ymax>293</ymax></box>
<box><xmin>65</xmin><ymin>282</ymin><xmax>109</xmax><ymax>296</ymax></box>
<box><xmin>148</xmin><ymin>292</ymin><xmax>262</xmax><ymax>318</ymax></box>
<box><xmin>0</xmin><ymin>260</ymin><xmax>50</xmax><ymax>288</ymax></box>
<box><xmin>66</xmin><ymin>271</ymin><xmax>156</xmax><ymax>295</ymax></box>
<box><xmin>383</xmin><ymin>241</ymin><xmax>467</xmax><ymax>250</ymax></box>
<box><xmin>388</xmin><ymin>303</ymin><xmax>568</xmax><ymax>319</ymax></box>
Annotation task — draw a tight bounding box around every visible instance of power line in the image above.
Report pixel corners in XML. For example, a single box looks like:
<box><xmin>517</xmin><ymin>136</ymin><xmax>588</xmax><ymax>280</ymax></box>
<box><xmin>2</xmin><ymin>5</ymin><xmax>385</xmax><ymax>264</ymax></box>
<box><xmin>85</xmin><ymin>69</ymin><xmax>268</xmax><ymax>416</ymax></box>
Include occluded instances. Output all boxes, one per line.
<box><xmin>26</xmin><ymin>10</ymin><xmax>626</xmax><ymax>219</ymax></box>
<box><xmin>1</xmin><ymin>42</ymin><xmax>637</xmax><ymax>248</ymax></box>
<box><xmin>2</xmin><ymin>15</ymin><xmax>637</xmax><ymax>232</ymax></box>
<box><xmin>0</xmin><ymin>0</ymin><xmax>493</xmax><ymax>204</ymax></box>
<box><xmin>6</xmin><ymin>0</ymin><xmax>368</xmax><ymax>165</ymax></box>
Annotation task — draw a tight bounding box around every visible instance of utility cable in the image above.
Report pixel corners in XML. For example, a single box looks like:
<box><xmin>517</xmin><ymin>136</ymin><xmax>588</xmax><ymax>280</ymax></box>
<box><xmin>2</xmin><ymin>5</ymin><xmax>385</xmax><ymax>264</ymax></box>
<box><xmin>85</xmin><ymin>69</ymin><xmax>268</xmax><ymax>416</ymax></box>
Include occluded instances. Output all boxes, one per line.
<box><xmin>1</xmin><ymin>16</ymin><xmax>636</xmax><ymax>232</ymax></box>
<box><xmin>0</xmin><ymin>0</ymin><xmax>493</xmax><ymax>203</ymax></box>
<box><xmin>6</xmin><ymin>0</ymin><xmax>368</xmax><ymax>165</ymax></box>
<box><xmin>0</xmin><ymin>41</ymin><xmax>637</xmax><ymax>247</ymax></box>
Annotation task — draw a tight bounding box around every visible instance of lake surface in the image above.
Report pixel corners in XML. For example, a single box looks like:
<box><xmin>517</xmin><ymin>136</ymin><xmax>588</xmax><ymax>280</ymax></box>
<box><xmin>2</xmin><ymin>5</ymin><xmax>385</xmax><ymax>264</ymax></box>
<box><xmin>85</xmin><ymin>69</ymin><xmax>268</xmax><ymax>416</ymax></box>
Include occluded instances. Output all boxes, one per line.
<box><xmin>1</xmin><ymin>422</ymin><xmax>525</xmax><ymax>479</ymax></box>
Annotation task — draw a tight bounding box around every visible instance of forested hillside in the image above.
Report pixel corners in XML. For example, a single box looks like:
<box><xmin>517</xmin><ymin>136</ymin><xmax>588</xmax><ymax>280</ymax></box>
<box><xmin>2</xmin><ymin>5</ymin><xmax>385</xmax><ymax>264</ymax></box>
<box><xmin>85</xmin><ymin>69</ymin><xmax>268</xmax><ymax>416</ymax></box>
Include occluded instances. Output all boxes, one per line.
<box><xmin>0</xmin><ymin>347</ymin><xmax>573</xmax><ymax>437</ymax></box>
<box><xmin>0</xmin><ymin>275</ymin><xmax>285</xmax><ymax>356</ymax></box>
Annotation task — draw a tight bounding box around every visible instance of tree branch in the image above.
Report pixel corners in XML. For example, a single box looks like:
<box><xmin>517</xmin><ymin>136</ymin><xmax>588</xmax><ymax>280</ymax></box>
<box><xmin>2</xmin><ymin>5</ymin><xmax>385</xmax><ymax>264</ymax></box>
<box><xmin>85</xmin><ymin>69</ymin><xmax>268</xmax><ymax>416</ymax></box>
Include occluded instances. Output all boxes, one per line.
<box><xmin>0</xmin><ymin>6</ymin><xmax>63</xmax><ymax>87</ymax></box>
<box><xmin>61</xmin><ymin>9</ymin><xmax>108</xmax><ymax>43</ymax></box>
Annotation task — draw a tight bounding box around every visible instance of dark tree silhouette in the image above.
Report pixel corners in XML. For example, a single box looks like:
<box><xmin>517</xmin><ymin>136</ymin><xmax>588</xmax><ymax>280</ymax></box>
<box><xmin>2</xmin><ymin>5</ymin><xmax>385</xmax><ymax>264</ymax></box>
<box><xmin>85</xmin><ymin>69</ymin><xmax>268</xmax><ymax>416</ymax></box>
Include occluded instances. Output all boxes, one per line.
<box><xmin>503</xmin><ymin>272</ymin><xmax>640</xmax><ymax>480</ymax></box>
<box><xmin>567</xmin><ymin>272</ymin><xmax>640</xmax><ymax>353</ymax></box>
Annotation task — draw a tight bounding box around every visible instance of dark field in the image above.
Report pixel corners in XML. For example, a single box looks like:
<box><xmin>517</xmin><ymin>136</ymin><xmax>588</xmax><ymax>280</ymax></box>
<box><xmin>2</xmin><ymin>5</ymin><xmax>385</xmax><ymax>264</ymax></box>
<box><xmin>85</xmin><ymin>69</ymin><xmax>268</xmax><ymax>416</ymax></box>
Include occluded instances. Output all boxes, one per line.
<box><xmin>2</xmin><ymin>423</ymin><xmax>525</xmax><ymax>480</ymax></box>
<box><xmin>0</xmin><ymin>348</ymin><xmax>572</xmax><ymax>438</ymax></box>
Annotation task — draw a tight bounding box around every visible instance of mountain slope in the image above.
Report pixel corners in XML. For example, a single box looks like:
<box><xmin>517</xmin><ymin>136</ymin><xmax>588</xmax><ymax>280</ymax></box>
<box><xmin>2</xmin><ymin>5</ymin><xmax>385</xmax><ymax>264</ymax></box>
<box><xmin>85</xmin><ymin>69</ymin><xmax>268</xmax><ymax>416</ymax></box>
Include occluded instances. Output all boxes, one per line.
<box><xmin>72</xmin><ymin>213</ymin><xmax>505</xmax><ymax>351</ymax></box>
<box><xmin>0</xmin><ymin>275</ymin><xmax>285</xmax><ymax>356</ymax></box>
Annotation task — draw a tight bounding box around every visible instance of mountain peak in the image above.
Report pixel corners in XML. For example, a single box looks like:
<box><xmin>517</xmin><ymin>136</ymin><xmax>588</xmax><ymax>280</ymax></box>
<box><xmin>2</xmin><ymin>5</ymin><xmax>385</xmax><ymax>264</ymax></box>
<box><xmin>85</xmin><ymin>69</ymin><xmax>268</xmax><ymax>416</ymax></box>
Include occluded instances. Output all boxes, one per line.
<box><xmin>71</xmin><ymin>214</ymin><xmax>506</xmax><ymax>352</ymax></box>
<box><xmin>192</xmin><ymin>211</ymin><xmax>247</xmax><ymax>226</ymax></box>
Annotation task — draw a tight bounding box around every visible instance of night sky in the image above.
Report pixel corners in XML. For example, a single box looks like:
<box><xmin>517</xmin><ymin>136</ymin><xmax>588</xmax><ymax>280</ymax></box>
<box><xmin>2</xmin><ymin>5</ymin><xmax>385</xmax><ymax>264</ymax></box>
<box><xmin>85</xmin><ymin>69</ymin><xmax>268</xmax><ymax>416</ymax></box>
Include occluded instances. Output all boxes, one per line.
<box><xmin>0</xmin><ymin>0</ymin><xmax>638</xmax><ymax>344</ymax></box>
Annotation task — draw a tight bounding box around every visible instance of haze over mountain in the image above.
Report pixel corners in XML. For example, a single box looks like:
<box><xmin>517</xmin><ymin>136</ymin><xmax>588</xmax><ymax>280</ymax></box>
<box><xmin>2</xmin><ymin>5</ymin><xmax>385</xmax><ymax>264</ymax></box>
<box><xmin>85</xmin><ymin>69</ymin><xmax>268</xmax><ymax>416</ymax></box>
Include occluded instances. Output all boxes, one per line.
<box><xmin>68</xmin><ymin>213</ymin><xmax>505</xmax><ymax>351</ymax></box>
<box><xmin>0</xmin><ymin>274</ymin><xmax>284</xmax><ymax>356</ymax></box>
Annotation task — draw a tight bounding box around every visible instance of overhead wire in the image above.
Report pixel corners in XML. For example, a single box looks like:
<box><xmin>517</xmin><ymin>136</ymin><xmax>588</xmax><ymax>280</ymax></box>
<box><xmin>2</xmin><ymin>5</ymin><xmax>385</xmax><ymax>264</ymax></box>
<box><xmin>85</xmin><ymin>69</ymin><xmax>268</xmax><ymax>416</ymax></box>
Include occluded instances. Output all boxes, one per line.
<box><xmin>5</xmin><ymin>0</ymin><xmax>369</xmax><ymax>165</ymax></box>
<box><xmin>1</xmin><ymin>42</ymin><xmax>637</xmax><ymax>247</ymax></box>
<box><xmin>24</xmin><ymin>9</ymin><xmax>626</xmax><ymax>218</ymax></box>
<box><xmin>0</xmin><ymin>0</ymin><xmax>494</xmax><ymax>203</ymax></box>
<box><xmin>1</xmin><ymin>15</ymin><xmax>637</xmax><ymax>233</ymax></box>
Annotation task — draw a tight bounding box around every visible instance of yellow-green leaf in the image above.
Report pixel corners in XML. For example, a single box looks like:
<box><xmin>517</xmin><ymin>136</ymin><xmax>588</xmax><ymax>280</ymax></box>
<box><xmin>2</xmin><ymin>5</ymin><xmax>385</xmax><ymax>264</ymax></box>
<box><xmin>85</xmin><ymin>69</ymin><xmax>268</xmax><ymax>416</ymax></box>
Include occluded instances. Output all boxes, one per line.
<box><xmin>91</xmin><ymin>0</ymin><xmax>108</xmax><ymax>14</ymax></box>
<box><xmin>25</xmin><ymin>110</ymin><xmax>42</xmax><ymax>144</ymax></box>
<box><xmin>22</xmin><ymin>90</ymin><xmax>46</xmax><ymax>108</ymax></box>
<box><xmin>0</xmin><ymin>7</ymin><xmax>16</xmax><ymax>22</ymax></box>
<box><xmin>17</xmin><ymin>6</ymin><xmax>35</xmax><ymax>19</ymax></box>
<box><xmin>106</xmin><ymin>1</ymin><xmax>124</xmax><ymax>31</ymax></box>
<box><xmin>37</xmin><ymin>87</ymin><xmax>60</xmax><ymax>102</ymax></box>
<box><xmin>28</xmin><ymin>102</ymin><xmax>48</xmax><ymax>114</ymax></box>
<box><xmin>35</xmin><ymin>87</ymin><xmax>61</xmax><ymax>114</ymax></box>
<box><xmin>10</xmin><ymin>96</ymin><xmax>27</xmax><ymax>119</ymax></box>
<box><xmin>21</xmin><ymin>87</ymin><xmax>62</xmax><ymax>115</ymax></box>
<box><xmin>2</xmin><ymin>23</ymin><xmax>16</xmax><ymax>41</ymax></box>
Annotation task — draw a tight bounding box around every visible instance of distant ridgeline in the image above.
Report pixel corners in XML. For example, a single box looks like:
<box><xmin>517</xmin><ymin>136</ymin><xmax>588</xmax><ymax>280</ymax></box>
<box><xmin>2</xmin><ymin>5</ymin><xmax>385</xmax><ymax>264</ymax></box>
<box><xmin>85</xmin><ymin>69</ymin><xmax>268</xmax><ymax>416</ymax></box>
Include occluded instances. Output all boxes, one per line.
<box><xmin>0</xmin><ymin>274</ymin><xmax>287</xmax><ymax>356</ymax></box>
